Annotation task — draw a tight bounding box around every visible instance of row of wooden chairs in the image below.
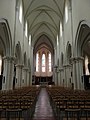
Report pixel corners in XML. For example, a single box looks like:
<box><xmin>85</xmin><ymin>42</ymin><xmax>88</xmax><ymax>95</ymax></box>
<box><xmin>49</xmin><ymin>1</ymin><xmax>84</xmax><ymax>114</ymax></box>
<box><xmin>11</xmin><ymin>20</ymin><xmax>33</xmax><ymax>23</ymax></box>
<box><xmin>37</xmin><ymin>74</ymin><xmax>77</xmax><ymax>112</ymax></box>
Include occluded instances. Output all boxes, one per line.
<box><xmin>47</xmin><ymin>86</ymin><xmax>90</xmax><ymax>120</ymax></box>
<box><xmin>0</xmin><ymin>86</ymin><xmax>40</xmax><ymax>119</ymax></box>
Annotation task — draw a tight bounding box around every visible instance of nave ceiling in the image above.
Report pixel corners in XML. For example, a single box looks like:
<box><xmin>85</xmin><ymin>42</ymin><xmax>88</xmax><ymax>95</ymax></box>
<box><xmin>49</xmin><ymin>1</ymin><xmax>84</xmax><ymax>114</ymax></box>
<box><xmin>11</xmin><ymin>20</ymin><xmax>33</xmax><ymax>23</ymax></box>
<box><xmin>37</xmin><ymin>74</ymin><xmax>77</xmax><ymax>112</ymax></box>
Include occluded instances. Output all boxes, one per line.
<box><xmin>22</xmin><ymin>0</ymin><xmax>65</xmax><ymax>47</ymax></box>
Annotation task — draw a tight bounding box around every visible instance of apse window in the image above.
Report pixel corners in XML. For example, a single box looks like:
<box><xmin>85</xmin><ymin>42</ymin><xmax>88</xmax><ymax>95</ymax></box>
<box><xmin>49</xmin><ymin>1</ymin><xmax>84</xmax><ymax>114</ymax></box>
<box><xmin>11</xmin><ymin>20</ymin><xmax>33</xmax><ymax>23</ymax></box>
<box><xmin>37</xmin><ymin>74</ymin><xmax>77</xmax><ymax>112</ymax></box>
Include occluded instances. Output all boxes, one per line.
<box><xmin>25</xmin><ymin>21</ymin><xmax>28</xmax><ymax>37</ymax></box>
<box><xmin>49</xmin><ymin>53</ymin><xmax>51</xmax><ymax>72</ymax></box>
<box><xmin>19</xmin><ymin>2</ymin><xmax>22</xmax><ymax>23</ymax></box>
<box><xmin>65</xmin><ymin>0</ymin><xmax>68</xmax><ymax>23</ymax></box>
<box><xmin>42</xmin><ymin>53</ymin><xmax>46</xmax><ymax>72</ymax></box>
<box><xmin>36</xmin><ymin>53</ymin><xmax>39</xmax><ymax>72</ymax></box>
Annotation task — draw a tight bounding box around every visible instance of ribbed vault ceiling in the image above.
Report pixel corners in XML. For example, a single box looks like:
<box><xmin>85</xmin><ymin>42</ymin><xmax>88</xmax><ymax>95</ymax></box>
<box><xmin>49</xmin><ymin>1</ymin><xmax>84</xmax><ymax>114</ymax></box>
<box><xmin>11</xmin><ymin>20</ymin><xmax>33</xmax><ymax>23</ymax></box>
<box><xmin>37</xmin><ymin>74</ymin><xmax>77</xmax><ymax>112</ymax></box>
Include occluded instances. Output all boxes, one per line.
<box><xmin>23</xmin><ymin>0</ymin><xmax>65</xmax><ymax>46</ymax></box>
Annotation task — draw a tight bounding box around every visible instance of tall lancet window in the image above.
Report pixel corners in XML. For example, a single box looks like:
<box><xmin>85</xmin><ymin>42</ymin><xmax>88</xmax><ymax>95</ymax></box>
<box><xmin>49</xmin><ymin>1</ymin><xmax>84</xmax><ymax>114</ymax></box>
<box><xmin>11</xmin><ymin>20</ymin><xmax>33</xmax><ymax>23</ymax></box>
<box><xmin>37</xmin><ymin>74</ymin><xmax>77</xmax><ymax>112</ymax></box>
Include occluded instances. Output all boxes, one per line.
<box><xmin>29</xmin><ymin>35</ymin><xmax>31</xmax><ymax>46</ymax></box>
<box><xmin>42</xmin><ymin>53</ymin><xmax>46</xmax><ymax>72</ymax></box>
<box><xmin>65</xmin><ymin>0</ymin><xmax>68</xmax><ymax>23</ymax></box>
<box><xmin>60</xmin><ymin>22</ymin><xmax>62</xmax><ymax>37</ymax></box>
<box><xmin>25</xmin><ymin>21</ymin><xmax>28</xmax><ymax>37</ymax></box>
<box><xmin>57</xmin><ymin>35</ymin><xmax>59</xmax><ymax>46</ymax></box>
<box><xmin>0</xmin><ymin>55</ymin><xmax>2</xmax><ymax>75</ymax></box>
<box><xmin>36</xmin><ymin>53</ymin><xmax>39</xmax><ymax>72</ymax></box>
<box><xmin>49</xmin><ymin>52</ymin><xmax>51</xmax><ymax>72</ymax></box>
<box><xmin>19</xmin><ymin>2</ymin><xmax>22</xmax><ymax>23</ymax></box>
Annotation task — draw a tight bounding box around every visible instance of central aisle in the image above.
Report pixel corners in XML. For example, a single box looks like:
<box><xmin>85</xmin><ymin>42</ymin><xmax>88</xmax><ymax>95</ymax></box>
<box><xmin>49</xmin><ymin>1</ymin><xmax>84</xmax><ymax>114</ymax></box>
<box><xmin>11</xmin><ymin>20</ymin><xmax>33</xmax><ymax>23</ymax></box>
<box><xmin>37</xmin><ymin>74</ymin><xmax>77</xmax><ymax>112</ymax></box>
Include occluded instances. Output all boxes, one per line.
<box><xmin>33</xmin><ymin>87</ymin><xmax>56</xmax><ymax>120</ymax></box>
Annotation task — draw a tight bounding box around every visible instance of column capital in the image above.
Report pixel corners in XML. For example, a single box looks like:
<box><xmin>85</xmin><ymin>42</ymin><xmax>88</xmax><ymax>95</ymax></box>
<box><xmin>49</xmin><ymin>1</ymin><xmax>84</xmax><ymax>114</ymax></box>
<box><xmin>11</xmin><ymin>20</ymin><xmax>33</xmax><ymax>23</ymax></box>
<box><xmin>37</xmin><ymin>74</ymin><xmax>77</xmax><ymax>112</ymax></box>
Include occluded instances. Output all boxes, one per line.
<box><xmin>63</xmin><ymin>64</ymin><xmax>72</xmax><ymax>68</ymax></box>
<box><xmin>28</xmin><ymin>69</ymin><xmax>31</xmax><ymax>73</ymax></box>
<box><xmin>3</xmin><ymin>56</ymin><xmax>15</xmax><ymax>61</ymax></box>
<box><xmin>70</xmin><ymin>56</ymin><xmax>84</xmax><ymax>63</ymax></box>
<box><xmin>59</xmin><ymin>68</ymin><xmax>64</xmax><ymax>72</ymax></box>
<box><xmin>23</xmin><ymin>67</ymin><xmax>29</xmax><ymax>71</ymax></box>
<box><xmin>15</xmin><ymin>64</ymin><xmax>24</xmax><ymax>68</ymax></box>
<box><xmin>54</xmin><ymin>47</ymin><xmax>56</xmax><ymax>50</ymax></box>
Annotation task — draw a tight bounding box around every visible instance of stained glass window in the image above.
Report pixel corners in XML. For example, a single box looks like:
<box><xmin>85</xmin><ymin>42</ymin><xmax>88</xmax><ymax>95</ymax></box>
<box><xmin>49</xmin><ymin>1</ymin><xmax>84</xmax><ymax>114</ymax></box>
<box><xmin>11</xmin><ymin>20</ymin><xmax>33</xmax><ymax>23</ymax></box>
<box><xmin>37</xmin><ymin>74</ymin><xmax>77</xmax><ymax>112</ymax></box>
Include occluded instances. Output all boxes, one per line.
<box><xmin>19</xmin><ymin>2</ymin><xmax>22</xmax><ymax>23</ymax></box>
<box><xmin>42</xmin><ymin>54</ymin><xmax>45</xmax><ymax>72</ymax></box>
<box><xmin>29</xmin><ymin>35</ymin><xmax>31</xmax><ymax>46</ymax></box>
<box><xmin>36</xmin><ymin>53</ymin><xmax>39</xmax><ymax>72</ymax></box>
<box><xmin>49</xmin><ymin>53</ymin><xmax>51</xmax><ymax>72</ymax></box>
<box><xmin>35</xmin><ymin>50</ymin><xmax>52</xmax><ymax>73</ymax></box>
<box><xmin>57</xmin><ymin>35</ymin><xmax>59</xmax><ymax>46</ymax></box>
<box><xmin>60</xmin><ymin>22</ymin><xmax>62</xmax><ymax>37</ymax></box>
<box><xmin>65</xmin><ymin>1</ymin><xmax>68</xmax><ymax>23</ymax></box>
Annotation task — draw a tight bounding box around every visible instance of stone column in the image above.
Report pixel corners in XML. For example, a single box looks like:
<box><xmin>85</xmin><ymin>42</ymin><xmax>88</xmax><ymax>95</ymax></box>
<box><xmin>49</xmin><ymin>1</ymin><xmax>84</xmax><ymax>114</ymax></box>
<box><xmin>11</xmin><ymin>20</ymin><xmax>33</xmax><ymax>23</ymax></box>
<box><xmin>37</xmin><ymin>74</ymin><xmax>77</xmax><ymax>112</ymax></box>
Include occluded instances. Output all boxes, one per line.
<box><xmin>63</xmin><ymin>65</ymin><xmax>67</xmax><ymax>87</ymax></box>
<box><xmin>54</xmin><ymin>48</ymin><xmax>57</xmax><ymax>65</ymax></box>
<box><xmin>31</xmin><ymin>47</ymin><xmax>34</xmax><ymax>85</ymax></box>
<box><xmin>22</xmin><ymin>67</ymin><xmax>29</xmax><ymax>87</ymax></box>
<box><xmin>28</xmin><ymin>69</ymin><xmax>31</xmax><ymax>86</ymax></box>
<box><xmin>22</xmin><ymin>67</ymin><xmax>27</xmax><ymax>87</ymax></box>
<box><xmin>53</xmin><ymin>67</ymin><xmax>56</xmax><ymax>85</ymax></box>
<box><xmin>71</xmin><ymin>57</ymin><xmax>84</xmax><ymax>90</ymax></box>
<box><xmin>52</xmin><ymin>66</ymin><xmax>55</xmax><ymax>83</ymax></box>
<box><xmin>54</xmin><ymin>65</ymin><xmax>58</xmax><ymax>85</ymax></box>
<box><xmin>63</xmin><ymin>64</ymin><xmax>72</xmax><ymax>87</ymax></box>
<box><xmin>59</xmin><ymin>68</ymin><xmax>64</xmax><ymax>87</ymax></box>
<box><xmin>15</xmin><ymin>64</ymin><xmax>23</xmax><ymax>88</ymax></box>
<box><xmin>57</xmin><ymin>68</ymin><xmax>60</xmax><ymax>86</ymax></box>
<box><xmin>58</xmin><ymin>67</ymin><xmax>60</xmax><ymax>86</ymax></box>
<box><xmin>2</xmin><ymin>56</ymin><xmax>15</xmax><ymax>90</ymax></box>
<box><xmin>27</xmin><ymin>69</ymin><xmax>29</xmax><ymax>86</ymax></box>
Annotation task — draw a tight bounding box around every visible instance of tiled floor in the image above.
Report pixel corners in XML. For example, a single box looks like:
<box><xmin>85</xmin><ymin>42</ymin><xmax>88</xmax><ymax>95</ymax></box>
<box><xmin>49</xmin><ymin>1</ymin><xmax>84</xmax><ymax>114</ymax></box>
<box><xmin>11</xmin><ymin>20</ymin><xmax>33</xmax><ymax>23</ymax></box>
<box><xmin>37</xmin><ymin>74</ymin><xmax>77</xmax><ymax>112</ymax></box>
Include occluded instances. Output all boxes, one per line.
<box><xmin>32</xmin><ymin>88</ymin><xmax>56</xmax><ymax>120</ymax></box>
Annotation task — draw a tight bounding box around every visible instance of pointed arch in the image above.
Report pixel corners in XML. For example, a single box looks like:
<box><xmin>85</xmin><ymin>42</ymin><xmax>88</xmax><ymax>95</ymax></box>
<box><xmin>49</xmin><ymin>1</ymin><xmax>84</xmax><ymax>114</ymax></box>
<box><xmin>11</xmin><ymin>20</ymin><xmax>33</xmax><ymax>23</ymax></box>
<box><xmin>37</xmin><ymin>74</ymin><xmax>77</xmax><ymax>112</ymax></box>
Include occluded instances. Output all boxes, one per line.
<box><xmin>32</xmin><ymin>32</ymin><xmax>55</xmax><ymax>47</ymax></box>
<box><xmin>75</xmin><ymin>20</ymin><xmax>90</xmax><ymax>57</ymax></box>
<box><xmin>0</xmin><ymin>18</ymin><xmax>12</xmax><ymax>56</ymax></box>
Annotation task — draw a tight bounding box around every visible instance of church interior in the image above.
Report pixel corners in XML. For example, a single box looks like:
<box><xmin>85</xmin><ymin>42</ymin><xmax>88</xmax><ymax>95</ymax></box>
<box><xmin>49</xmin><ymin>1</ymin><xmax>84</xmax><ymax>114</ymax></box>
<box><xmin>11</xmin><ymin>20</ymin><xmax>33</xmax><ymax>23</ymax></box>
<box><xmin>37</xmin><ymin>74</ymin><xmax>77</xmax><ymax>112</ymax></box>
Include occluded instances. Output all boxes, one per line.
<box><xmin>0</xmin><ymin>0</ymin><xmax>90</xmax><ymax>119</ymax></box>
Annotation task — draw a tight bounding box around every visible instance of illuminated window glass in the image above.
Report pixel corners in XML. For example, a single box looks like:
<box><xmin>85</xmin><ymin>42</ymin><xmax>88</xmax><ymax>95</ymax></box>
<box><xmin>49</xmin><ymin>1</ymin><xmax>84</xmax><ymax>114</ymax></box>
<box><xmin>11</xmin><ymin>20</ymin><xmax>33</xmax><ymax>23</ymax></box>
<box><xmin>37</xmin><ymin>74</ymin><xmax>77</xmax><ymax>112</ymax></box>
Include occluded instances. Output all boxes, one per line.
<box><xmin>65</xmin><ymin>1</ymin><xmax>68</xmax><ymax>23</ymax></box>
<box><xmin>36</xmin><ymin>53</ymin><xmax>39</xmax><ymax>72</ymax></box>
<box><xmin>42</xmin><ymin>54</ymin><xmax>45</xmax><ymax>72</ymax></box>
<box><xmin>57</xmin><ymin>35</ymin><xmax>59</xmax><ymax>46</ymax></box>
<box><xmin>60</xmin><ymin>22</ymin><xmax>62</xmax><ymax>37</ymax></box>
<box><xmin>0</xmin><ymin>55</ymin><xmax>2</xmax><ymax>75</ymax></box>
<box><xmin>49</xmin><ymin>53</ymin><xmax>51</xmax><ymax>72</ymax></box>
<box><xmin>19</xmin><ymin>3</ymin><xmax>22</xmax><ymax>23</ymax></box>
<box><xmin>29</xmin><ymin>35</ymin><xmax>31</xmax><ymax>46</ymax></box>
